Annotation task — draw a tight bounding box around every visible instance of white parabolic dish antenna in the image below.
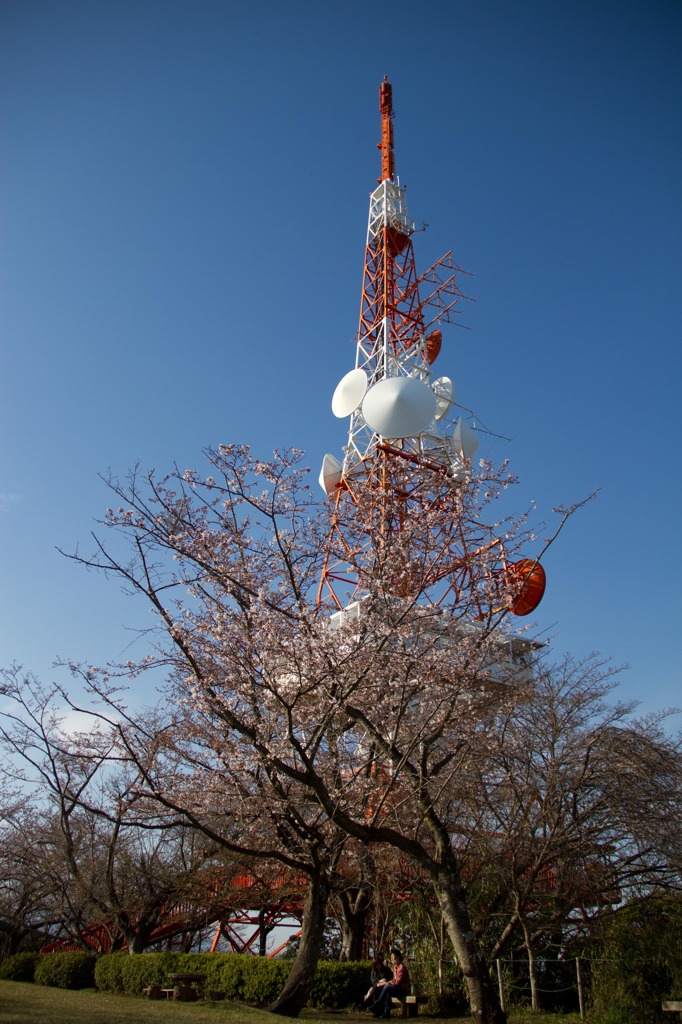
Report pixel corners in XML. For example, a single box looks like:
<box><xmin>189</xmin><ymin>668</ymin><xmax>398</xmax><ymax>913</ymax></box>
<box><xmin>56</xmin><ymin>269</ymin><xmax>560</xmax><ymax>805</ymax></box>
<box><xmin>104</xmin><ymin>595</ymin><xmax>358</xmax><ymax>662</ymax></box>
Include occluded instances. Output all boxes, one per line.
<box><xmin>452</xmin><ymin>418</ymin><xmax>480</xmax><ymax>461</ymax></box>
<box><xmin>362</xmin><ymin>376</ymin><xmax>437</xmax><ymax>438</ymax></box>
<box><xmin>318</xmin><ymin>453</ymin><xmax>343</xmax><ymax>495</ymax></box>
<box><xmin>432</xmin><ymin>376</ymin><xmax>454</xmax><ymax>421</ymax></box>
<box><xmin>332</xmin><ymin>368</ymin><xmax>368</xmax><ymax>418</ymax></box>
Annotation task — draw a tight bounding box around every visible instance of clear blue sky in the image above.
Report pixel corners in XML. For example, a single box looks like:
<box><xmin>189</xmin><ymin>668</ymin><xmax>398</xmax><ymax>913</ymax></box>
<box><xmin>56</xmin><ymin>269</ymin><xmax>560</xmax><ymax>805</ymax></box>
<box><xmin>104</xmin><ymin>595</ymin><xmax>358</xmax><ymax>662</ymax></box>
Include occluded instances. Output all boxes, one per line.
<box><xmin>1</xmin><ymin>0</ymin><xmax>680</xmax><ymax>720</ymax></box>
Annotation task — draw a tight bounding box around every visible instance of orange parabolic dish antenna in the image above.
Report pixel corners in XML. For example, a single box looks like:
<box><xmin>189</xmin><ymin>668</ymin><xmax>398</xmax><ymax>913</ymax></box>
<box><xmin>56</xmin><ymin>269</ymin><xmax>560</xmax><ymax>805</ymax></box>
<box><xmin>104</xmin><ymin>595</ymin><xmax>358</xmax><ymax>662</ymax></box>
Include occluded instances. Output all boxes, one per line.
<box><xmin>509</xmin><ymin>559</ymin><xmax>546</xmax><ymax>616</ymax></box>
<box><xmin>425</xmin><ymin>329</ymin><xmax>442</xmax><ymax>364</ymax></box>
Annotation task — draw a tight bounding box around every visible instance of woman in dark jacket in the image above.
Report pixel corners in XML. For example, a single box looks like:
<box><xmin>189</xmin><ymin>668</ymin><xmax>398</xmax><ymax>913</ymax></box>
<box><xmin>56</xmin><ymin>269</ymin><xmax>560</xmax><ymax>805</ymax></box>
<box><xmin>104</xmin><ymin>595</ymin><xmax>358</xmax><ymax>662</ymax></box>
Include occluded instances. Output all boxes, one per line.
<box><xmin>364</xmin><ymin>954</ymin><xmax>392</xmax><ymax>1008</ymax></box>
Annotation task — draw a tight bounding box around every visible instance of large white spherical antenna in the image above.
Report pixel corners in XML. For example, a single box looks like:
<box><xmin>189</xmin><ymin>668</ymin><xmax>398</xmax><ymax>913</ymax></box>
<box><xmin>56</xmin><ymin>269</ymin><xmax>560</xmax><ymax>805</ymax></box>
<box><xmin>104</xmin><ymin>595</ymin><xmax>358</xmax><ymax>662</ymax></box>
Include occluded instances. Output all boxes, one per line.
<box><xmin>451</xmin><ymin>418</ymin><xmax>480</xmax><ymax>461</ymax></box>
<box><xmin>362</xmin><ymin>377</ymin><xmax>437</xmax><ymax>438</ymax></box>
<box><xmin>432</xmin><ymin>376</ymin><xmax>454</xmax><ymax>421</ymax></box>
<box><xmin>318</xmin><ymin>453</ymin><xmax>343</xmax><ymax>495</ymax></box>
<box><xmin>332</xmin><ymin>368</ymin><xmax>368</xmax><ymax>418</ymax></box>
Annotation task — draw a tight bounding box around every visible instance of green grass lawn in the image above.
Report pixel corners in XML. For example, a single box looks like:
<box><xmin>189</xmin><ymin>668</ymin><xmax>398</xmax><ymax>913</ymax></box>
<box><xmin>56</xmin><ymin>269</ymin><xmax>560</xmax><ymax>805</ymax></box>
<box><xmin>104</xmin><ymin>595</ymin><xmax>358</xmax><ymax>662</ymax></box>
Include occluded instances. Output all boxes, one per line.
<box><xmin>0</xmin><ymin>981</ymin><xmax>587</xmax><ymax>1024</ymax></box>
<box><xmin>0</xmin><ymin>982</ymin><xmax>269</xmax><ymax>1024</ymax></box>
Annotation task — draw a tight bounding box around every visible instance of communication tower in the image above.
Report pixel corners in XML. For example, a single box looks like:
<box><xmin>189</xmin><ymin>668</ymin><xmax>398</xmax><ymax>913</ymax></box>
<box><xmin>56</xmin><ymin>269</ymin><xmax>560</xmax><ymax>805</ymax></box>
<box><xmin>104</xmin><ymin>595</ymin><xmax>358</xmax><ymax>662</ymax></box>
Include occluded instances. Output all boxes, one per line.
<box><xmin>317</xmin><ymin>78</ymin><xmax>545</xmax><ymax>622</ymax></box>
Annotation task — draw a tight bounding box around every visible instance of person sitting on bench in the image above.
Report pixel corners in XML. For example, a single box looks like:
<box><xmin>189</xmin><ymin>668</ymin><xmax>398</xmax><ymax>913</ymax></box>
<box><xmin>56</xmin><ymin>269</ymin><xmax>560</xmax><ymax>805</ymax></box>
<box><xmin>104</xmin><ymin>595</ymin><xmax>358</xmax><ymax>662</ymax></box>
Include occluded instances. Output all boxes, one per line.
<box><xmin>372</xmin><ymin>948</ymin><xmax>410</xmax><ymax>1019</ymax></box>
<box><xmin>365</xmin><ymin>954</ymin><xmax>392</xmax><ymax>1008</ymax></box>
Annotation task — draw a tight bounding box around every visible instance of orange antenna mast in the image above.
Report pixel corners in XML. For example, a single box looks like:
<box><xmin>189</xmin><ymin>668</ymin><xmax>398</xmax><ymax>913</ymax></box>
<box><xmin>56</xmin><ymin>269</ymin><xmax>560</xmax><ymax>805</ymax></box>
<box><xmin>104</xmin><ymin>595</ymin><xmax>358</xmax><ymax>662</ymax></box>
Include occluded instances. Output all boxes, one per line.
<box><xmin>379</xmin><ymin>76</ymin><xmax>394</xmax><ymax>183</ymax></box>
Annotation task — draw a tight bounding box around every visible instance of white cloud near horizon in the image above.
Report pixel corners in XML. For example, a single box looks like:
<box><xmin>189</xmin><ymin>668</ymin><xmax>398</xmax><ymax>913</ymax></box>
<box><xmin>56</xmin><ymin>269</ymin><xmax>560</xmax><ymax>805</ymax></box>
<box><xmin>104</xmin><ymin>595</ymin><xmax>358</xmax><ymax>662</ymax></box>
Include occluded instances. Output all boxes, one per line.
<box><xmin>0</xmin><ymin>492</ymin><xmax>21</xmax><ymax>513</ymax></box>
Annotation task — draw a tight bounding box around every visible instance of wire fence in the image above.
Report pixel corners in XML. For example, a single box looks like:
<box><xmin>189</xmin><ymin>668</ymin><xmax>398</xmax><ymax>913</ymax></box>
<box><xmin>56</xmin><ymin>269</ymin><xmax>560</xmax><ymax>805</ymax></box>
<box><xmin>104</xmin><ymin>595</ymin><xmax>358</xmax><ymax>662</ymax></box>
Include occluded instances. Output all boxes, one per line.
<box><xmin>409</xmin><ymin>954</ymin><xmax>682</xmax><ymax>1021</ymax></box>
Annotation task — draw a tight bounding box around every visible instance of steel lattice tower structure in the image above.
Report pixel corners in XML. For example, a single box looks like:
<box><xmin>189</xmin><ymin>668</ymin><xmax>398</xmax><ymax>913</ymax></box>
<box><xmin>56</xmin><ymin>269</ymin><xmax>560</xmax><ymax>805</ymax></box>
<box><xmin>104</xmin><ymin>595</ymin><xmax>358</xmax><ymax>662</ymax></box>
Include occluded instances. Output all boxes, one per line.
<box><xmin>317</xmin><ymin>79</ymin><xmax>545</xmax><ymax>621</ymax></box>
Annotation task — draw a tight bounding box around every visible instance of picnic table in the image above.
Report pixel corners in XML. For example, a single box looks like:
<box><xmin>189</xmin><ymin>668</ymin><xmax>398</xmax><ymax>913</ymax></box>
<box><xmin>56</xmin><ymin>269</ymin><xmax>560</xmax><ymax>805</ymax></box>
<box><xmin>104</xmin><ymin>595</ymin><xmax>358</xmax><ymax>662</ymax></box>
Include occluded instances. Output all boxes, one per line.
<box><xmin>166</xmin><ymin>972</ymin><xmax>205</xmax><ymax>1001</ymax></box>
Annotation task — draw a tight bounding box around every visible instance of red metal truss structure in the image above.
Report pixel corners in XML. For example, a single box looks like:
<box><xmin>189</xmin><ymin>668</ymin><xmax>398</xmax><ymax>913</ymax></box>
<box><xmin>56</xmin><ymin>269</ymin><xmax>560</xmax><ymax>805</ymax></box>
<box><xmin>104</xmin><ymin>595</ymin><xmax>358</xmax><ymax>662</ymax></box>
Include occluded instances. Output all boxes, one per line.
<box><xmin>41</xmin><ymin>865</ymin><xmax>305</xmax><ymax>957</ymax></box>
<box><xmin>205</xmin><ymin>867</ymin><xmax>304</xmax><ymax>957</ymax></box>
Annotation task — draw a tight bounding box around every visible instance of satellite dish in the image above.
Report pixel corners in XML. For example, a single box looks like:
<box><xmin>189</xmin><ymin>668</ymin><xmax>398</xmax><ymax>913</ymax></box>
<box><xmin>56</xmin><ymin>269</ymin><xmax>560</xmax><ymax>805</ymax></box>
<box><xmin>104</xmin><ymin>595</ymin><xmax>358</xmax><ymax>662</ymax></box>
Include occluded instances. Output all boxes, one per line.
<box><xmin>508</xmin><ymin>559</ymin><xmax>546</xmax><ymax>616</ymax></box>
<box><xmin>362</xmin><ymin>376</ymin><xmax>437</xmax><ymax>438</ymax></box>
<box><xmin>432</xmin><ymin>376</ymin><xmax>453</xmax><ymax>421</ymax></box>
<box><xmin>451</xmin><ymin>418</ymin><xmax>479</xmax><ymax>461</ymax></box>
<box><xmin>332</xmin><ymin>368</ymin><xmax>368</xmax><ymax>418</ymax></box>
<box><xmin>425</xmin><ymin>328</ymin><xmax>442</xmax><ymax>364</ymax></box>
<box><xmin>318</xmin><ymin>453</ymin><xmax>343</xmax><ymax>496</ymax></box>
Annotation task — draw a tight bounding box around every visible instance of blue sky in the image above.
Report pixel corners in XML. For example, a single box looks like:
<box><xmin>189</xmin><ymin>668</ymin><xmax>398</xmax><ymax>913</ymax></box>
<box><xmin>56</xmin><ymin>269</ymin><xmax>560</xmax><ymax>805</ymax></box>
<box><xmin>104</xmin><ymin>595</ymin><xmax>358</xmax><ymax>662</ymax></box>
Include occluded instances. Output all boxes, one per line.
<box><xmin>1</xmin><ymin>0</ymin><xmax>680</xmax><ymax>721</ymax></box>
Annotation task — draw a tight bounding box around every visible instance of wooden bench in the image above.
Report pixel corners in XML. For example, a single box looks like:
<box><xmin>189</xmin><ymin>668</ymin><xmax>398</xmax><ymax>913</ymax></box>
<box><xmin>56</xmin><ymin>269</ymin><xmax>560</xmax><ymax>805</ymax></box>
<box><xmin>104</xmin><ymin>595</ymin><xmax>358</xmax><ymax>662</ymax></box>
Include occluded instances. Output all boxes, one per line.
<box><xmin>662</xmin><ymin>1001</ymin><xmax>682</xmax><ymax>1020</ymax></box>
<box><xmin>391</xmin><ymin>994</ymin><xmax>429</xmax><ymax>1018</ymax></box>
<box><xmin>143</xmin><ymin>985</ymin><xmax>175</xmax><ymax>999</ymax></box>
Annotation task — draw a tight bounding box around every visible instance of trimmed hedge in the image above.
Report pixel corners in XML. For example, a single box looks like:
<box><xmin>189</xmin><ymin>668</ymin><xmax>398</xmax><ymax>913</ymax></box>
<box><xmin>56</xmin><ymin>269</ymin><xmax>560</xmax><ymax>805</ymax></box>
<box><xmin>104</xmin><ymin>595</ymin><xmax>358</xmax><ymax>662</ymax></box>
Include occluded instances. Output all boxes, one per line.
<box><xmin>17</xmin><ymin>950</ymin><xmax>371</xmax><ymax>1008</ymax></box>
<box><xmin>94</xmin><ymin>951</ymin><xmax>292</xmax><ymax>1004</ymax></box>
<box><xmin>0</xmin><ymin>951</ymin><xmax>41</xmax><ymax>982</ymax></box>
<box><xmin>34</xmin><ymin>951</ymin><xmax>97</xmax><ymax>989</ymax></box>
<box><xmin>92</xmin><ymin>950</ymin><xmax>128</xmax><ymax>994</ymax></box>
<box><xmin>241</xmin><ymin>957</ymin><xmax>291</xmax><ymax>1005</ymax></box>
<box><xmin>212</xmin><ymin>952</ymin><xmax>247</xmax><ymax>1000</ymax></box>
<box><xmin>97</xmin><ymin>952</ymin><xmax>182</xmax><ymax>995</ymax></box>
<box><xmin>176</xmin><ymin>952</ymin><xmax>240</xmax><ymax>995</ymax></box>
<box><xmin>94</xmin><ymin>952</ymin><xmax>370</xmax><ymax>1008</ymax></box>
<box><xmin>309</xmin><ymin>960</ymin><xmax>370</xmax><ymax>1009</ymax></box>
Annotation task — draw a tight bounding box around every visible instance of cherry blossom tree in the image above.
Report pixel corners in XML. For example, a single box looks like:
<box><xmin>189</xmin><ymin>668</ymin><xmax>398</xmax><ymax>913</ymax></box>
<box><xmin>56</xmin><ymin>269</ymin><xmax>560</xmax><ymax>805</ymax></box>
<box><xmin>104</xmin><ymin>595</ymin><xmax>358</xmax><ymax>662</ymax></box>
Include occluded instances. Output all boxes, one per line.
<box><xmin>0</xmin><ymin>669</ymin><xmax>225</xmax><ymax>956</ymax></box>
<box><xmin>0</xmin><ymin>797</ymin><xmax>60</xmax><ymax>955</ymax></box>
<box><xmin>62</xmin><ymin>443</ymin><xmax>578</xmax><ymax>1022</ymax></box>
<box><xmin>453</xmin><ymin>655</ymin><xmax>682</xmax><ymax>1009</ymax></box>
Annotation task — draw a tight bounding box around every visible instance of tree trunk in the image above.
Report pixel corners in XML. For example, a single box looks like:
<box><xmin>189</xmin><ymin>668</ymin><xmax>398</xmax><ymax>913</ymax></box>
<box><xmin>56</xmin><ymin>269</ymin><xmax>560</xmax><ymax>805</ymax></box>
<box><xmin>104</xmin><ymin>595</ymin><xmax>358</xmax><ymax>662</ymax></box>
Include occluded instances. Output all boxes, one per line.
<box><xmin>519</xmin><ymin>914</ymin><xmax>539</xmax><ymax>1011</ymax></box>
<box><xmin>431</xmin><ymin>856</ymin><xmax>507</xmax><ymax>1024</ymax></box>
<box><xmin>122</xmin><ymin>913</ymin><xmax>160</xmax><ymax>954</ymax></box>
<box><xmin>267</xmin><ymin>870</ymin><xmax>330</xmax><ymax>1017</ymax></box>
<box><xmin>338</xmin><ymin>887</ymin><xmax>371</xmax><ymax>961</ymax></box>
<box><xmin>127</xmin><ymin>930</ymin><xmax>148</xmax><ymax>954</ymax></box>
<box><xmin>258</xmin><ymin>905</ymin><xmax>276</xmax><ymax>957</ymax></box>
<box><xmin>0</xmin><ymin>924</ymin><xmax>25</xmax><ymax>958</ymax></box>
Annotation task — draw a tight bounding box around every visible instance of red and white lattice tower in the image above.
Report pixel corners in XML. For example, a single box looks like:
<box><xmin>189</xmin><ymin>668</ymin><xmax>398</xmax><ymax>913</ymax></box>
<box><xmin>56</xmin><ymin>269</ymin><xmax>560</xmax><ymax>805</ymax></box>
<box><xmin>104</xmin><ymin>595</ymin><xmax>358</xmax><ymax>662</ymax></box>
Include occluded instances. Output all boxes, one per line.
<box><xmin>317</xmin><ymin>79</ymin><xmax>546</xmax><ymax>622</ymax></box>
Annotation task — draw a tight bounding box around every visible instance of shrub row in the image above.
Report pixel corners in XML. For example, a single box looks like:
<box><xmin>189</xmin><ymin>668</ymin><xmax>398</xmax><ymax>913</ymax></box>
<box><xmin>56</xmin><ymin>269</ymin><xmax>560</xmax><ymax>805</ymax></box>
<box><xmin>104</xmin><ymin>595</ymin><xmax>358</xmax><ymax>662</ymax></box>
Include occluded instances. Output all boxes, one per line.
<box><xmin>35</xmin><ymin>951</ymin><xmax>97</xmax><ymax>989</ymax></box>
<box><xmin>309</xmin><ymin>959</ymin><xmax>369</xmax><ymax>1009</ymax></box>
<box><xmin>0</xmin><ymin>950</ymin><xmax>371</xmax><ymax>1008</ymax></box>
<box><xmin>95</xmin><ymin>952</ymin><xmax>369</xmax><ymax>1007</ymax></box>
<box><xmin>93</xmin><ymin>951</ymin><xmax>283</xmax><ymax>999</ymax></box>
<box><xmin>0</xmin><ymin>951</ymin><xmax>41</xmax><ymax>982</ymax></box>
